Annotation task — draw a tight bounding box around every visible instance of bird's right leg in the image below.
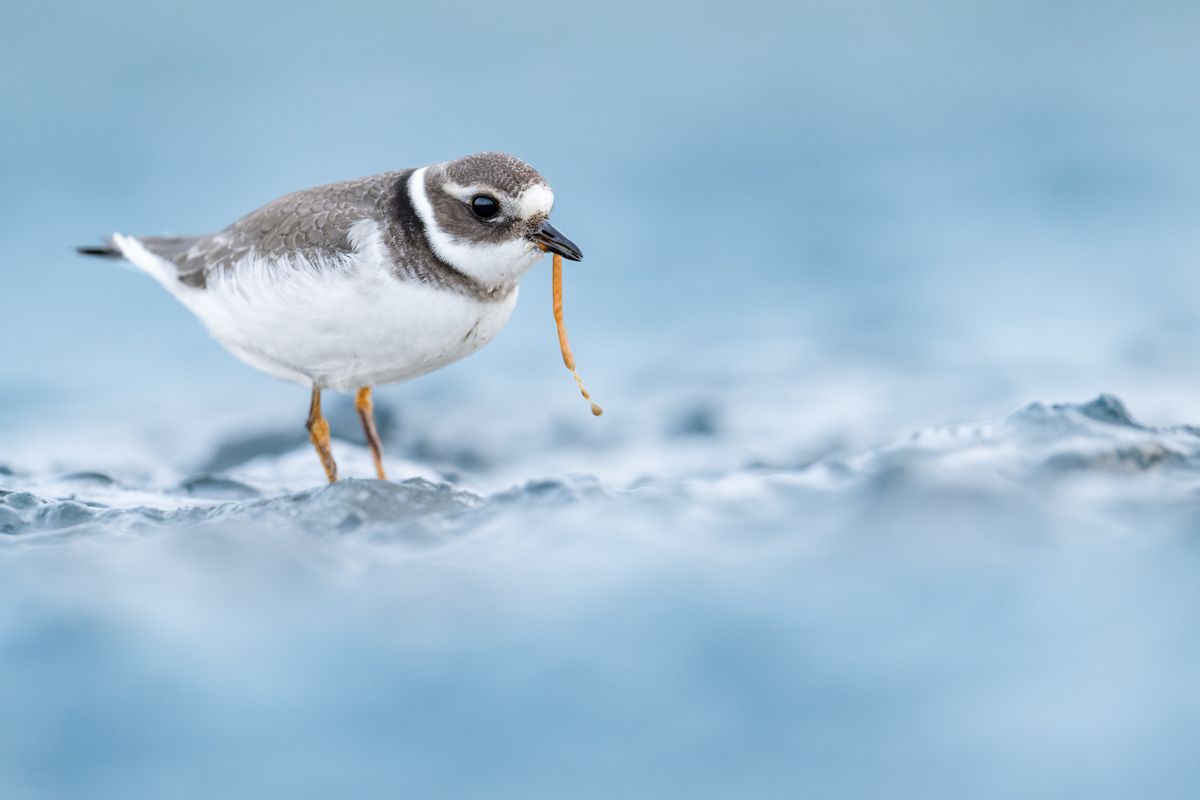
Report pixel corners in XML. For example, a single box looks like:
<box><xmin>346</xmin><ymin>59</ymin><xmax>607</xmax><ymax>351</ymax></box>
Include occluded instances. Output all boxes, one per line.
<box><xmin>306</xmin><ymin>386</ymin><xmax>338</xmax><ymax>483</ymax></box>
<box><xmin>355</xmin><ymin>387</ymin><xmax>388</xmax><ymax>480</ymax></box>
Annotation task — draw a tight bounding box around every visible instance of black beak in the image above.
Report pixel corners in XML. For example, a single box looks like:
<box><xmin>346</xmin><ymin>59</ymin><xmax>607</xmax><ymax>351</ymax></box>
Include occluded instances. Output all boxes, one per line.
<box><xmin>530</xmin><ymin>220</ymin><xmax>583</xmax><ymax>262</ymax></box>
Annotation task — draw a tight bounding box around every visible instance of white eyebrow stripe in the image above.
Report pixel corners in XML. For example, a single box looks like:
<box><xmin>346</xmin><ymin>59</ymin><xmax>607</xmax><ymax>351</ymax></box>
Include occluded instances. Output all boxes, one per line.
<box><xmin>442</xmin><ymin>181</ymin><xmax>488</xmax><ymax>203</ymax></box>
<box><xmin>441</xmin><ymin>180</ymin><xmax>555</xmax><ymax>221</ymax></box>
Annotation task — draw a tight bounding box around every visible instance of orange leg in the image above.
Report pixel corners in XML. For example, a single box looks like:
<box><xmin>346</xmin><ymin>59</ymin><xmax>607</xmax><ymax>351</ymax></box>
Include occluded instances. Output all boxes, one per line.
<box><xmin>306</xmin><ymin>386</ymin><xmax>338</xmax><ymax>483</ymax></box>
<box><xmin>356</xmin><ymin>386</ymin><xmax>387</xmax><ymax>480</ymax></box>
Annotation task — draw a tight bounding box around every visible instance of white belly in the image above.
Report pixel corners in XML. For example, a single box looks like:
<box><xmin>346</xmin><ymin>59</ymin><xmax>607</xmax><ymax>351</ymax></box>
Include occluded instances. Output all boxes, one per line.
<box><xmin>116</xmin><ymin>229</ymin><xmax>518</xmax><ymax>392</ymax></box>
<box><xmin>202</xmin><ymin>264</ymin><xmax>516</xmax><ymax>391</ymax></box>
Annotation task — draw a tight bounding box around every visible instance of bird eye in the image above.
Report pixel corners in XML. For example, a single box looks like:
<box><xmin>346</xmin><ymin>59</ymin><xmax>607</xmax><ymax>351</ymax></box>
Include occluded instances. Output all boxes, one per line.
<box><xmin>470</xmin><ymin>195</ymin><xmax>500</xmax><ymax>220</ymax></box>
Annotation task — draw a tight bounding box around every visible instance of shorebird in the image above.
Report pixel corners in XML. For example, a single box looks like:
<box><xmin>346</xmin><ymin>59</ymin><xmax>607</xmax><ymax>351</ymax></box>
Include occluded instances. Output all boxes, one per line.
<box><xmin>79</xmin><ymin>152</ymin><xmax>583</xmax><ymax>482</ymax></box>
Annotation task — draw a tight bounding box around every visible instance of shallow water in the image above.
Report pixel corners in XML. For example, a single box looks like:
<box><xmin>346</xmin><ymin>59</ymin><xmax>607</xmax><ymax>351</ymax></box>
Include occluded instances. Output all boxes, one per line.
<box><xmin>5</xmin><ymin>390</ymin><xmax>1200</xmax><ymax>798</ymax></box>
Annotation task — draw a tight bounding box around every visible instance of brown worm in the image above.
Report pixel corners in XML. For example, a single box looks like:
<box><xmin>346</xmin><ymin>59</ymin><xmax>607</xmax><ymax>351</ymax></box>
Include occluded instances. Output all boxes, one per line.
<box><xmin>552</xmin><ymin>253</ymin><xmax>603</xmax><ymax>416</ymax></box>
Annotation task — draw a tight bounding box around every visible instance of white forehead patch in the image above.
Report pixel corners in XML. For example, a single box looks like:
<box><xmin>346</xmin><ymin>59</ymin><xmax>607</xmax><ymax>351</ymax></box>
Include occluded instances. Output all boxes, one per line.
<box><xmin>516</xmin><ymin>183</ymin><xmax>555</xmax><ymax>219</ymax></box>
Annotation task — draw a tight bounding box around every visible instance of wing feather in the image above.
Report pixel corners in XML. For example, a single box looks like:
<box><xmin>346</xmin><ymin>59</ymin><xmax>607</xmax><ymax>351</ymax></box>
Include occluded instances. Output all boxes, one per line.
<box><xmin>118</xmin><ymin>170</ymin><xmax>407</xmax><ymax>288</ymax></box>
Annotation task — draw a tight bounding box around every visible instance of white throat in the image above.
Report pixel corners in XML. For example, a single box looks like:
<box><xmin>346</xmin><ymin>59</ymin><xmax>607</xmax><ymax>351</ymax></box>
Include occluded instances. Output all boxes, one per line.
<box><xmin>408</xmin><ymin>167</ymin><xmax>544</xmax><ymax>290</ymax></box>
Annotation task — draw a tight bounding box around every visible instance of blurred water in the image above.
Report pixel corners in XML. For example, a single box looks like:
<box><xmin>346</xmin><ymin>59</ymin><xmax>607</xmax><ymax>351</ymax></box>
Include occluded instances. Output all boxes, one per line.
<box><xmin>3</xmin><ymin>1</ymin><xmax>1200</xmax><ymax>797</ymax></box>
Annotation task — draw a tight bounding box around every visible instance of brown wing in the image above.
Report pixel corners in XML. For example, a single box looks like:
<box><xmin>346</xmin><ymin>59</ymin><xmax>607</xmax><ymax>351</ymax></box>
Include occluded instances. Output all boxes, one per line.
<box><xmin>135</xmin><ymin>170</ymin><xmax>406</xmax><ymax>288</ymax></box>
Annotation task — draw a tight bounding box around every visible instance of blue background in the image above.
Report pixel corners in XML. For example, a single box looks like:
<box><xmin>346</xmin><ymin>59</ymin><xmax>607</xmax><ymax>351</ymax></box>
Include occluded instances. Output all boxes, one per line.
<box><xmin>5</xmin><ymin>0</ymin><xmax>1199</xmax><ymax>436</ymax></box>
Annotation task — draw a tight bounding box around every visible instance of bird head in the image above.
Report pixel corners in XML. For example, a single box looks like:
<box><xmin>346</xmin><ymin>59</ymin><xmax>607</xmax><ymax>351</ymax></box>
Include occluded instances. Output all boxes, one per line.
<box><xmin>407</xmin><ymin>152</ymin><xmax>583</xmax><ymax>290</ymax></box>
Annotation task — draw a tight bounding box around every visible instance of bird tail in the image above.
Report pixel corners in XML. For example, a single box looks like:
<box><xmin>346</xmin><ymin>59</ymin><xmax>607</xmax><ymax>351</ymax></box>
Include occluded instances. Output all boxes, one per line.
<box><xmin>76</xmin><ymin>240</ymin><xmax>122</xmax><ymax>258</ymax></box>
<box><xmin>77</xmin><ymin>233</ymin><xmax>209</xmax><ymax>297</ymax></box>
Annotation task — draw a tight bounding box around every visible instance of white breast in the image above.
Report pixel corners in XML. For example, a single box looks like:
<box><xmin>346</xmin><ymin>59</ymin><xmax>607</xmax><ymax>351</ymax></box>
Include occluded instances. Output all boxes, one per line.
<box><xmin>114</xmin><ymin>222</ymin><xmax>519</xmax><ymax>392</ymax></box>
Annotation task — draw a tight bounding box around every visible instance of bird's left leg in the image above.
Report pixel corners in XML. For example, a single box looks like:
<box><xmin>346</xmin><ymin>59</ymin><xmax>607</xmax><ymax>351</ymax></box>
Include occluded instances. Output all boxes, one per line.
<box><xmin>306</xmin><ymin>386</ymin><xmax>338</xmax><ymax>483</ymax></box>
<box><xmin>356</xmin><ymin>387</ymin><xmax>388</xmax><ymax>480</ymax></box>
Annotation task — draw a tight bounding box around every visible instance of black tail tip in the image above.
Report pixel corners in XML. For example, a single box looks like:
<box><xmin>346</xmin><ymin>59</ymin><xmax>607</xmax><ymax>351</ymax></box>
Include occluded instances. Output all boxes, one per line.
<box><xmin>76</xmin><ymin>244</ymin><xmax>121</xmax><ymax>258</ymax></box>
